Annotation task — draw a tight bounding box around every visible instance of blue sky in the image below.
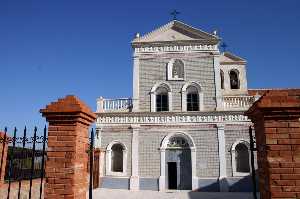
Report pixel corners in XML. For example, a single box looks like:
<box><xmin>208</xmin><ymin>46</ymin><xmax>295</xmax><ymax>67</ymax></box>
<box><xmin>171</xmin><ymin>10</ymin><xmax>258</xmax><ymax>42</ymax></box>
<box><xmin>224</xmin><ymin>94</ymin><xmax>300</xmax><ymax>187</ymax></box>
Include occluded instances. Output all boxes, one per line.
<box><xmin>0</xmin><ymin>0</ymin><xmax>299</xmax><ymax>133</ymax></box>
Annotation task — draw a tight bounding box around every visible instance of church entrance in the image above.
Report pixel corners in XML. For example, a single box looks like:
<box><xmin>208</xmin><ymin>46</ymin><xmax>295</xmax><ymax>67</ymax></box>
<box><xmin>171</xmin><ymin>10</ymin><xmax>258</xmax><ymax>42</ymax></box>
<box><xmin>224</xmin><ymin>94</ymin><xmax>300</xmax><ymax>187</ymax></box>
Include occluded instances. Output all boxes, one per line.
<box><xmin>165</xmin><ymin>136</ymin><xmax>192</xmax><ymax>190</ymax></box>
<box><xmin>168</xmin><ymin>162</ymin><xmax>177</xmax><ymax>189</ymax></box>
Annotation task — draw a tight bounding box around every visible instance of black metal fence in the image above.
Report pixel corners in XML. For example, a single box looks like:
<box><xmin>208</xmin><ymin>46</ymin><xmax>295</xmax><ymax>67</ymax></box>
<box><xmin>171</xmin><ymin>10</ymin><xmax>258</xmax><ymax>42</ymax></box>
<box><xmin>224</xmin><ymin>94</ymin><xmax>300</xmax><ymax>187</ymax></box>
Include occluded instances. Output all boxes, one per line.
<box><xmin>0</xmin><ymin>126</ymin><xmax>47</xmax><ymax>199</ymax></box>
<box><xmin>1</xmin><ymin>126</ymin><xmax>96</xmax><ymax>199</ymax></box>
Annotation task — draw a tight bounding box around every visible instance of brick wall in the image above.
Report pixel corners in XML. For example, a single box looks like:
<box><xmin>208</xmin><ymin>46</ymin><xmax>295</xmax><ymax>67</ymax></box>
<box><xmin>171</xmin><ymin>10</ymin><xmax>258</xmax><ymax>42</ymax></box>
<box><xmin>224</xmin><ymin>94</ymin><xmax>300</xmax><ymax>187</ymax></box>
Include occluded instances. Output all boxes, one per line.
<box><xmin>246</xmin><ymin>89</ymin><xmax>300</xmax><ymax>199</ymax></box>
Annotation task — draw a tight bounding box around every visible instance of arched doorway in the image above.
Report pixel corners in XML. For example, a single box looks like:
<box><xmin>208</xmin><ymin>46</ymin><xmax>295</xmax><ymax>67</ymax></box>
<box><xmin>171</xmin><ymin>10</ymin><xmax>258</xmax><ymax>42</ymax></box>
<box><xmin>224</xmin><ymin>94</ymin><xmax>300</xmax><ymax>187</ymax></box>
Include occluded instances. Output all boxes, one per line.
<box><xmin>159</xmin><ymin>132</ymin><xmax>196</xmax><ymax>191</ymax></box>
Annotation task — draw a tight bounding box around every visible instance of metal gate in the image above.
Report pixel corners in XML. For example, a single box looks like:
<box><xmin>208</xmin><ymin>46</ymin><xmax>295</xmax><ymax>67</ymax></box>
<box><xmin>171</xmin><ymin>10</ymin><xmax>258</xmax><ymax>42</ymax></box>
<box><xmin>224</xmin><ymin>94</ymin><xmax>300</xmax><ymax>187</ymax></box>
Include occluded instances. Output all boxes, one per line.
<box><xmin>0</xmin><ymin>126</ymin><xmax>47</xmax><ymax>199</ymax></box>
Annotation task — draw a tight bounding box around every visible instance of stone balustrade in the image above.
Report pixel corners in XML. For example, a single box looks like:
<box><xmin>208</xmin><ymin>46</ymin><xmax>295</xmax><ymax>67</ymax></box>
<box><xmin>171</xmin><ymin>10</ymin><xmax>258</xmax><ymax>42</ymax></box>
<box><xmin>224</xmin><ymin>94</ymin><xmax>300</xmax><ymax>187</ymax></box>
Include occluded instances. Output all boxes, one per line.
<box><xmin>97</xmin><ymin>95</ymin><xmax>257</xmax><ymax>113</ymax></box>
<box><xmin>97</xmin><ymin>97</ymin><xmax>133</xmax><ymax>112</ymax></box>
<box><xmin>222</xmin><ymin>95</ymin><xmax>256</xmax><ymax>110</ymax></box>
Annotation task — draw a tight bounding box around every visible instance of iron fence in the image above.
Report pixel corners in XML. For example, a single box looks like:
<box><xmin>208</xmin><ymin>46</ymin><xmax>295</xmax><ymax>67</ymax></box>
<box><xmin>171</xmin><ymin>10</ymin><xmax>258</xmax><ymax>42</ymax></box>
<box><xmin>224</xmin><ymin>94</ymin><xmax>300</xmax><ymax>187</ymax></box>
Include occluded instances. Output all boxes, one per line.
<box><xmin>0</xmin><ymin>126</ymin><xmax>96</xmax><ymax>199</ymax></box>
<box><xmin>0</xmin><ymin>126</ymin><xmax>47</xmax><ymax>199</ymax></box>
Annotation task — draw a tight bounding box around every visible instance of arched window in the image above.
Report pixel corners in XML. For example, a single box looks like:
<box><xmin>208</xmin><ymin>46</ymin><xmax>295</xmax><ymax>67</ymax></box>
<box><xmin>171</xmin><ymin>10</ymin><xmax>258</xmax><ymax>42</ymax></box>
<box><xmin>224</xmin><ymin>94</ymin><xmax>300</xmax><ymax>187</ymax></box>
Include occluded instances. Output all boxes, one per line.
<box><xmin>186</xmin><ymin>86</ymin><xmax>199</xmax><ymax>111</ymax></box>
<box><xmin>235</xmin><ymin>143</ymin><xmax>250</xmax><ymax>173</ymax></box>
<box><xmin>231</xmin><ymin>140</ymin><xmax>250</xmax><ymax>176</ymax></box>
<box><xmin>172</xmin><ymin>59</ymin><xmax>184</xmax><ymax>79</ymax></box>
<box><xmin>151</xmin><ymin>82</ymin><xmax>172</xmax><ymax>112</ymax></box>
<box><xmin>220</xmin><ymin>70</ymin><xmax>224</xmax><ymax>89</ymax></box>
<box><xmin>167</xmin><ymin>59</ymin><xmax>184</xmax><ymax>80</ymax></box>
<box><xmin>106</xmin><ymin>141</ymin><xmax>127</xmax><ymax>176</ymax></box>
<box><xmin>229</xmin><ymin>70</ymin><xmax>240</xmax><ymax>89</ymax></box>
<box><xmin>111</xmin><ymin>144</ymin><xmax>123</xmax><ymax>172</ymax></box>
<box><xmin>181</xmin><ymin>82</ymin><xmax>203</xmax><ymax>112</ymax></box>
<box><xmin>156</xmin><ymin>87</ymin><xmax>169</xmax><ymax>112</ymax></box>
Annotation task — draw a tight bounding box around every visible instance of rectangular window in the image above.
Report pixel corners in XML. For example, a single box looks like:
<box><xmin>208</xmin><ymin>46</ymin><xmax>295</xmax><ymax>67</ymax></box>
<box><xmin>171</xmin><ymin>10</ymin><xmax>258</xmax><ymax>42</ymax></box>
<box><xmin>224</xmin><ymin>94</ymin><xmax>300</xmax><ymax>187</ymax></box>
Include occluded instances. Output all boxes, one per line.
<box><xmin>156</xmin><ymin>94</ymin><xmax>169</xmax><ymax>112</ymax></box>
<box><xmin>187</xmin><ymin>93</ymin><xmax>199</xmax><ymax>111</ymax></box>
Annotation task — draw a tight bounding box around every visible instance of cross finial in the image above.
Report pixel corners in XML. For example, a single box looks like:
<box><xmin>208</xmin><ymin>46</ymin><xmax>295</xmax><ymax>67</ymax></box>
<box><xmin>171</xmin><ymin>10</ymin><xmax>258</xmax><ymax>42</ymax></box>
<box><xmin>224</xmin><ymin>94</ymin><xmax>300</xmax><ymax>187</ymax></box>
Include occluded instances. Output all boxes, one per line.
<box><xmin>221</xmin><ymin>42</ymin><xmax>228</xmax><ymax>52</ymax></box>
<box><xmin>170</xmin><ymin>9</ymin><xmax>180</xmax><ymax>20</ymax></box>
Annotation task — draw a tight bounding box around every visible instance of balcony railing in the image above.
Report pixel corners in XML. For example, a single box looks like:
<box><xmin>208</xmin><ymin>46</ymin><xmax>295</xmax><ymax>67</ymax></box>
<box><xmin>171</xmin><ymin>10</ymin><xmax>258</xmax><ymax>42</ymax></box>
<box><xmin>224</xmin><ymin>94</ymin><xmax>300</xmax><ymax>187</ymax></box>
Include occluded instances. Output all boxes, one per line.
<box><xmin>222</xmin><ymin>95</ymin><xmax>256</xmax><ymax>110</ymax></box>
<box><xmin>97</xmin><ymin>97</ymin><xmax>132</xmax><ymax>112</ymax></box>
<box><xmin>96</xmin><ymin>95</ymin><xmax>257</xmax><ymax>113</ymax></box>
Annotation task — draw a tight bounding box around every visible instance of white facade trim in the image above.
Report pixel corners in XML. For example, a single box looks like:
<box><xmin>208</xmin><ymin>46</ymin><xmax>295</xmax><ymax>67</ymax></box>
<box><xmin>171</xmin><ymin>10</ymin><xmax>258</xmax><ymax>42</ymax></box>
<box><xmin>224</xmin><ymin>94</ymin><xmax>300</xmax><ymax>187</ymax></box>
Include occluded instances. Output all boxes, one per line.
<box><xmin>105</xmin><ymin>141</ymin><xmax>128</xmax><ymax>177</ymax></box>
<box><xmin>213</xmin><ymin>53</ymin><xmax>222</xmax><ymax>111</ymax></box>
<box><xmin>159</xmin><ymin>132</ymin><xmax>197</xmax><ymax>191</ymax></box>
<box><xmin>134</xmin><ymin>45</ymin><xmax>218</xmax><ymax>54</ymax></box>
<box><xmin>132</xmin><ymin>56</ymin><xmax>140</xmax><ymax>111</ymax></box>
<box><xmin>231</xmin><ymin>139</ymin><xmax>251</xmax><ymax>177</ymax></box>
<box><xmin>181</xmin><ymin>82</ymin><xmax>204</xmax><ymax>111</ymax></box>
<box><xmin>216</xmin><ymin>124</ymin><xmax>228</xmax><ymax>192</ymax></box>
<box><xmin>130</xmin><ymin>125</ymin><xmax>140</xmax><ymax>190</ymax></box>
<box><xmin>96</xmin><ymin>113</ymin><xmax>250</xmax><ymax>126</ymax></box>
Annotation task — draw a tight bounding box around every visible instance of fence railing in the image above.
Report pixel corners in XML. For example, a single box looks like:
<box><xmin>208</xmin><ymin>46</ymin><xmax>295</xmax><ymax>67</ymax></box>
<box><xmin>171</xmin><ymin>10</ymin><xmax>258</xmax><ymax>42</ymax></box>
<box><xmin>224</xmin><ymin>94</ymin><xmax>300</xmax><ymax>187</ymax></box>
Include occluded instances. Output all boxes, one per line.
<box><xmin>222</xmin><ymin>95</ymin><xmax>256</xmax><ymax>110</ymax></box>
<box><xmin>0</xmin><ymin>126</ymin><xmax>47</xmax><ymax>199</ymax></box>
<box><xmin>97</xmin><ymin>97</ymin><xmax>133</xmax><ymax>112</ymax></box>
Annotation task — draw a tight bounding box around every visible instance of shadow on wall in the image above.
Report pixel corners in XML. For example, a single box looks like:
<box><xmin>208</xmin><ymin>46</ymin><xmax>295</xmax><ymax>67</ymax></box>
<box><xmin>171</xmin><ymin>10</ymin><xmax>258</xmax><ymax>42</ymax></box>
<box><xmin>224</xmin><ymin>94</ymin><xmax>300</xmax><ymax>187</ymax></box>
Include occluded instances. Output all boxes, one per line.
<box><xmin>191</xmin><ymin>172</ymin><xmax>259</xmax><ymax>193</ymax></box>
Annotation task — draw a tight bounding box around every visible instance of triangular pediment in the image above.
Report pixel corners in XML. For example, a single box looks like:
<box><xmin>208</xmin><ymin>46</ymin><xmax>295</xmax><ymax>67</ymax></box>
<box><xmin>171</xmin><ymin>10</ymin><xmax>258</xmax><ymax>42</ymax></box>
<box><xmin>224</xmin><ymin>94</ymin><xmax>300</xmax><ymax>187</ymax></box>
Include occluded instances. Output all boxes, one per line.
<box><xmin>220</xmin><ymin>52</ymin><xmax>246</xmax><ymax>64</ymax></box>
<box><xmin>132</xmin><ymin>20</ymin><xmax>219</xmax><ymax>45</ymax></box>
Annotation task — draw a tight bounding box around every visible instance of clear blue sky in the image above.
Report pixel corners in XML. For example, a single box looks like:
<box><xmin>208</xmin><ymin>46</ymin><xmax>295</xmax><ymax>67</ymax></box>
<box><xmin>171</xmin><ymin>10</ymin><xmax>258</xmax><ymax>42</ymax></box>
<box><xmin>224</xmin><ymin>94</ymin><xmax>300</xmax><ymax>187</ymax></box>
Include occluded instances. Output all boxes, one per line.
<box><xmin>0</xmin><ymin>0</ymin><xmax>300</xmax><ymax>133</ymax></box>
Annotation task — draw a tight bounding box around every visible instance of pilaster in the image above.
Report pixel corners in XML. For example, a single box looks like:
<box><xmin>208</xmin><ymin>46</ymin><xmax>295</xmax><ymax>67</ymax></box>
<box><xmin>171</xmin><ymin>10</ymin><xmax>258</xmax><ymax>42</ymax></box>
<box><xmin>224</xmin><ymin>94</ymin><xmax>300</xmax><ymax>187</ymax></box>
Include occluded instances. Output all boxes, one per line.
<box><xmin>216</xmin><ymin>123</ymin><xmax>228</xmax><ymax>192</ymax></box>
<box><xmin>213</xmin><ymin>53</ymin><xmax>222</xmax><ymax>110</ymax></box>
<box><xmin>132</xmin><ymin>56</ymin><xmax>140</xmax><ymax>112</ymax></box>
<box><xmin>130</xmin><ymin>124</ymin><xmax>140</xmax><ymax>190</ymax></box>
<box><xmin>159</xmin><ymin>149</ymin><xmax>166</xmax><ymax>191</ymax></box>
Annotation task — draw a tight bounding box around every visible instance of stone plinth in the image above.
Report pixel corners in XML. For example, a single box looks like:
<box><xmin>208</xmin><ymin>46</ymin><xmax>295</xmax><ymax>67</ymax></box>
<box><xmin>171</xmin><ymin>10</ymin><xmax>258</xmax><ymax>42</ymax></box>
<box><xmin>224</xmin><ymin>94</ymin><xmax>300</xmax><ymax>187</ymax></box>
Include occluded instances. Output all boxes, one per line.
<box><xmin>246</xmin><ymin>89</ymin><xmax>300</xmax><ymax>199</ymax></box>
<box><xmin>40</xmin><ymin>95</ymin><xmax>96</xmax><ymax>199</ymax></box>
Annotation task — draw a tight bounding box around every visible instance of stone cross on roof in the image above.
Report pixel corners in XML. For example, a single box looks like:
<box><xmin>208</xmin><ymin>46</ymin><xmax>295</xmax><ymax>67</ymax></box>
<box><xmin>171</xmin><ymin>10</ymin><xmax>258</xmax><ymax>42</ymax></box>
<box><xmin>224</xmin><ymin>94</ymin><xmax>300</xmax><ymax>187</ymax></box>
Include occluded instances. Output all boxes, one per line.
<box><xmin>170</xmin><ymin>9</ymin><xmax>180</xmax><ymax>20</ymax></box>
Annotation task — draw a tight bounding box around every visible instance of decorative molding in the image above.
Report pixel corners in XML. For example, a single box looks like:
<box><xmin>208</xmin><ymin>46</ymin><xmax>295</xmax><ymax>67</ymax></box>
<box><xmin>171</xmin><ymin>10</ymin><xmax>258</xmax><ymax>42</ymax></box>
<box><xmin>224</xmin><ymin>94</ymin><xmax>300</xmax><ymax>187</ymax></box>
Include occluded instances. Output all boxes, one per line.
<box><xmin>134</xmin><ymin>44</ymin><xmax>218</xmax><ymax>54</ymax></box>
<box><xmin>96</xmin><ymin>113</ymin><xmax>250</xmax><ymax>126</ymax></box>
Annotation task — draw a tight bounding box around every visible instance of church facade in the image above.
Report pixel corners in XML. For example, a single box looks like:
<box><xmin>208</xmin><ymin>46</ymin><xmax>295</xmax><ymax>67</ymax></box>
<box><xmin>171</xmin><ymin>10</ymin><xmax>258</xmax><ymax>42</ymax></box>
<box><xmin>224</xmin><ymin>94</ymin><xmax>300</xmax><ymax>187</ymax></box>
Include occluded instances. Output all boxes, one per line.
<box><xmin>95</xmin><ymin>20</ymin><xmax>258</xmax><ymax>192</ymax></box>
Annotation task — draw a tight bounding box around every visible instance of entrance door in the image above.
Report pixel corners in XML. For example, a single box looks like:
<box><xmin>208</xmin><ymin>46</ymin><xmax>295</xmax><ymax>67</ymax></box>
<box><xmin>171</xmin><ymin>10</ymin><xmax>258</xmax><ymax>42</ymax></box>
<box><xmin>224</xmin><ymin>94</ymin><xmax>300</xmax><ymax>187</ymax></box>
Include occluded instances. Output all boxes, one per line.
<box><xmin>168</xmin><ymin>162</ymin><xmax>177</xmax><ymax>189</ymax></box>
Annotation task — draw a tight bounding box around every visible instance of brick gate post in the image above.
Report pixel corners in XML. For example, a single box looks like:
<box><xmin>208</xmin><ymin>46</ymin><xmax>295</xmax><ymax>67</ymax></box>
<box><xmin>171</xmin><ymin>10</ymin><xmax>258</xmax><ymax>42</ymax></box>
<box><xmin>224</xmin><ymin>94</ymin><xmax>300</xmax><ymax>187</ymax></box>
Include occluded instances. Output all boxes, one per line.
<box><xmin>0</xmin><ymin>131</ymin><xmax>8</xmax><ymax>186</ymax></box>
<box><xmin>246</xmin><ymin>89</ymin><xmax>300</xmax><ymax>199</ymax></box>
<box><xmin>40</xmin><ymin>95</ymin><xmax>96</xmax><ymax>199</ymax></box>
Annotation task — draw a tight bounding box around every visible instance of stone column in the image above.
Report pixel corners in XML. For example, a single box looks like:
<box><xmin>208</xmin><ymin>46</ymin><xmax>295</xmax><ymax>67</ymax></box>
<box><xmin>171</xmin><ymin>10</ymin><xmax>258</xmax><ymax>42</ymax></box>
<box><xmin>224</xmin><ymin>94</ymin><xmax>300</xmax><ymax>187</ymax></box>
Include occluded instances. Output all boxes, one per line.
<box><xmin>216</xmin><ymin>124</ymin><xmax>228</xmax><ymax>192</ymax></box>
<box><xmin>40</xmin><ymin>95</ymin><xmax>96</xmax><ymax>199</ymax></box>
<box><xmin>159</xmin><ymin>149</ymin><xmax>166</xmax><ymax>191</ymax></box>
<box><xmin>0</xmin><ymin>132</ymin><xmax>8</xmax><ymax>186</ymax></box>
<box><xmin>246</xmin><ymin>89</ymin><xmax>300</xmax><ymax>199</ymax></box>
<box><xmin>132</xmin><ymin>55</ymin><xmax>140</xmax><ymax>112</ymax></box>
<box><xmin>213</xmin><ymin>52</ymin><xmax>222</xmax><ymax>110</ymax></box>
<box><xmin>191</xmin><ymin>147</ymin><xmax>198</xmax><ymax>190</ymax></box>
<box><xmin>130</xmin><ymin>124</ymin><xmax>140</xmax><ymax>190</ymax></box>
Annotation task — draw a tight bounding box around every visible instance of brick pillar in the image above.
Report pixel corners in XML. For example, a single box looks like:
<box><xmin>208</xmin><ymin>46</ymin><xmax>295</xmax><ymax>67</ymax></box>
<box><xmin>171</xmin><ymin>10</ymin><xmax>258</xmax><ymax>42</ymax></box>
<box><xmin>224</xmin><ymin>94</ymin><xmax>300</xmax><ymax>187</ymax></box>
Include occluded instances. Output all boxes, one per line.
<box><xmin>0</xmin><ymin>132</ymin><xmax>8</xmax><ymax>186</ymax></box>
<box><xmin>40</xmin><ymin>95</ymin><xmax>96</xmax><ymax>199</ymax></box>
<box><xmin>245</xmin><ymin>89</ymin><xmax>300</xmax><ymax>199</ymax></box>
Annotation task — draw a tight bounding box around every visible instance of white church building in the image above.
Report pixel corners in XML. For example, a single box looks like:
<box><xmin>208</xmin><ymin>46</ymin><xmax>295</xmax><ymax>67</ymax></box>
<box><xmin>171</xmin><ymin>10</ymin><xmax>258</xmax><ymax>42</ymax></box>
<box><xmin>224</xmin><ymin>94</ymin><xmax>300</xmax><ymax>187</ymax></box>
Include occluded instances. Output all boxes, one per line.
<box><xmin>95</xmin><ymin>20</ymin><xmax>258</xmax><ymax>192</ymax></box>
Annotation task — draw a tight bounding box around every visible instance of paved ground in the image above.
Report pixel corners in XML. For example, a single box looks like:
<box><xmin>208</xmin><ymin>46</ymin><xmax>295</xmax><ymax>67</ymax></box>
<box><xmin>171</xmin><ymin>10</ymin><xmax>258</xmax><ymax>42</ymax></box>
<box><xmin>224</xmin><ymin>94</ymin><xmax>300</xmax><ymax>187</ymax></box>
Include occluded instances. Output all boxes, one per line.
<box><xmin>0</xmin><ymin>179</ymin><xmax>43</xmax><ymax>199</ymax></box>
<box><xmin>93</xmin><ymin>188</ymin><xmax>259</xmax><ymax>199</ymax></box>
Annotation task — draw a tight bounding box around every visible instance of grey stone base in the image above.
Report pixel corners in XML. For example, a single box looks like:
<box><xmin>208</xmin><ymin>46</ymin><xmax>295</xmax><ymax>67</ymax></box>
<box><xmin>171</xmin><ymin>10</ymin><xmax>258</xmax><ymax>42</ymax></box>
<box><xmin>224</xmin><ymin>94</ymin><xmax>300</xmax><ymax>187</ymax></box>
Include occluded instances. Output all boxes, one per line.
<box><xmin>140</xmin><ymin>178</ymin><xmax>159</xmax><ymax>191</ymax></box>
<box><xmin>101</xmin><ymin>177</ymin><xmax>130</xmax><ymax>189</ymax></box>
<box><xmin>100</xmin><ymin>176</ymin><xmax>257</xmax><ymax>192</ymax></box>
<box><xmin>196</xmin><ymin>178</ymin><xmax>220</xmax><ymax>192</ymax></box>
